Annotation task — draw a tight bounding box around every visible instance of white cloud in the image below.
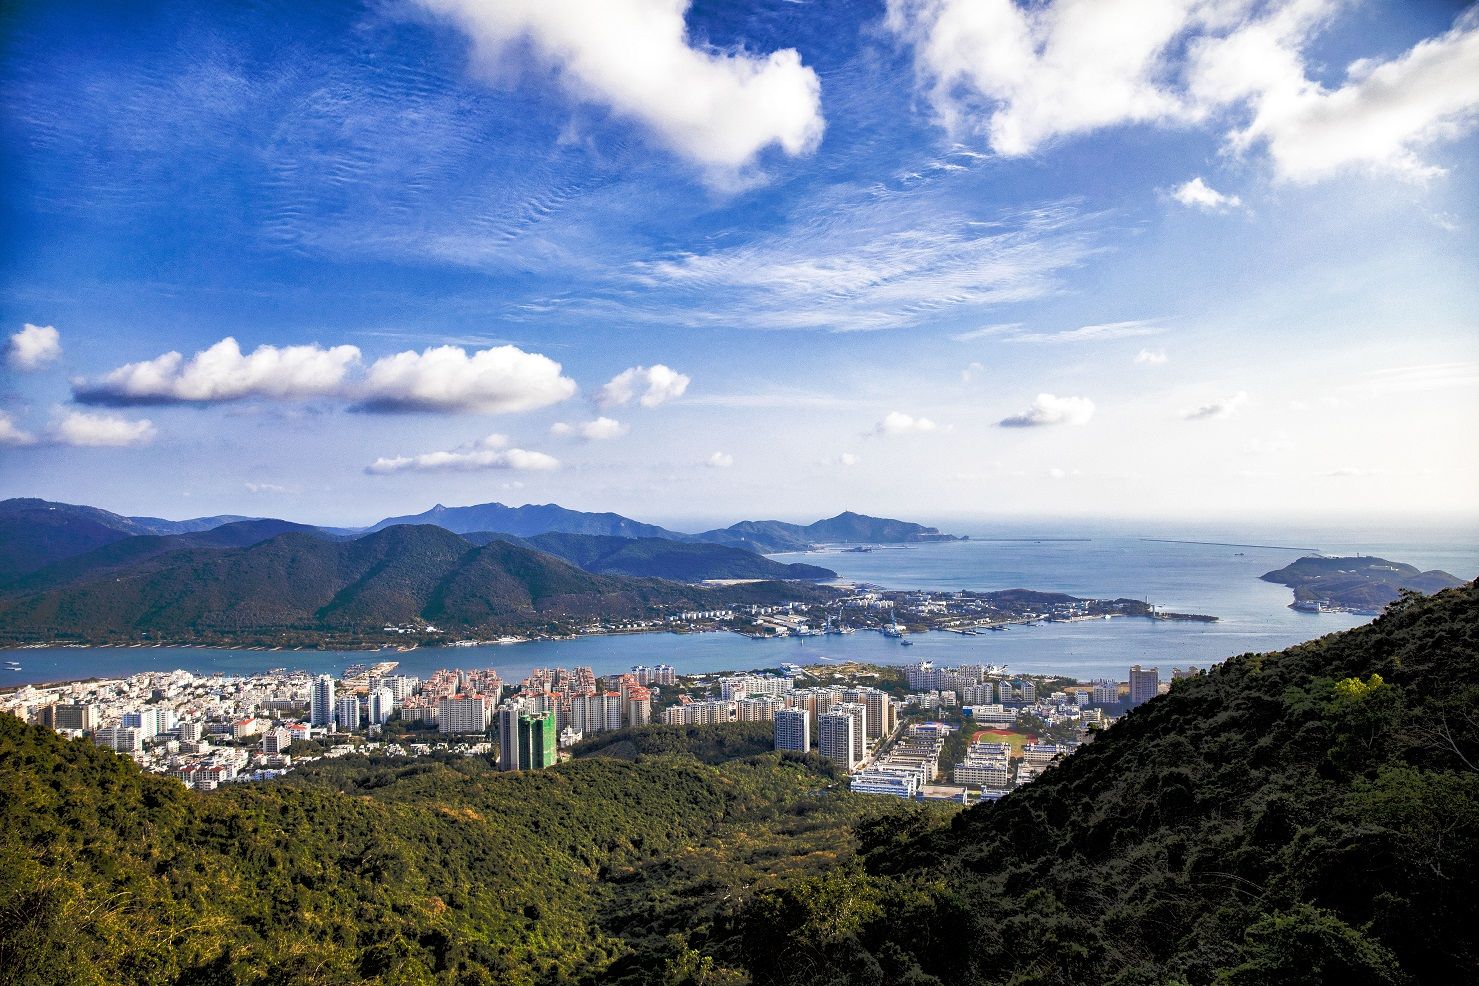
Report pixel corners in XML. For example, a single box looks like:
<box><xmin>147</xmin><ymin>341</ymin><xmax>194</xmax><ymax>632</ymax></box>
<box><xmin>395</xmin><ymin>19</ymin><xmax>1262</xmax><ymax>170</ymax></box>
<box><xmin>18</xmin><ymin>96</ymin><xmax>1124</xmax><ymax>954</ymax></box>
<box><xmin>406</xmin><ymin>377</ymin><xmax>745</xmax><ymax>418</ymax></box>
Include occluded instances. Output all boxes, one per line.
<box><xmin>961</xmin><ymin>361</ymin><xmax>984</xmax><ymax>382</ymax></box>
<box><xmin>887</xmin><ymin>0</ymin><xmax>1479</xmax><ymax>182</ymax></box>
<box><xmin>596</xmin><ymin>365</ymin><xmax>690</xmax><ymax>408</ymax></box>
<box><xmin>999</xmin><ymin>393</ymin><xmax>1095</xmax><ymax>428</ymax></box>
<box><xmin>6</xmin><ymin>324</ymin><xmax>62</xmax><ymax>371</ymax></box>
<box><xmin>1193</xmin><ymin>5</ymin><xmax>1479</xmax><ymax>182</ymax></box>
<box><xmin>1010</xmin><ymin>319</ymin><xmax>1162</xmax><ymax>343</ymax></box>
<box><xmin>885</xmin><ymin>0</ymin><xmax>1198</xmax><ymax>155</ymax></box>
<box><xmin>1359</xmin><ymin>362</ymin><xmax>1479</xmax><ymax>395</ymax></box>
<box><xmin>52</xmin><ymin>410</ymin><xmax>156</xmax><ymax>447</ymax></box>
<box><xmin>1181</xmin><ymin>391</ymin><xmax>1249</xmax><ymax>420</ymax></box>
<box><xmin>1171</xmin><ymin>176</ymin><xmax>1242</xmax><ymax>210</ymax></box>
<box><xmin>1135</xmin><ymin>348</ymin><xmax>1169</xmax><ymax>365</ymax></box>
<box><xmin>951</xmin><ymin>323</ymin><xmax>1021</xmax><ymax>342</ymax></box>
<box><xmin>838</xmin><ymin>452</ymin><xmax>861</xmax><ymax>466</ymax></box>
<box><xmin>75</xmin><ymin>338</ymin><xmax>577</xmax><ymax>415</ymax></box>
<box><xmin>0</xmin><ymin>411</ymin><xmax>37</xmax><ymax>446</ymax></box>
<box><xmin>875</xmin><ymin>411</ymin><xmax>939</xmax><ymax>435</ymax></box>
<box><xmin>550</xmin><ymin>416</ymin><xmax>629</xmax><ymax>440</ymax></box>
<box><xmin>367</xmin><ymin>434</ymin><xmax>559</xmax><ymax>474</ymax></box>
<box><xmin>706</xmin><ymin>451</ymin><xmax>734</xmax><ymax>468</ymax></box>
<box><xmin>245</xmin><ymin>482</ymin><xmax>300</xmax><ymax>495</ymax></box>
<box><xmin>414</xmin><ymin>0</ymin><xmax>824</xmax><ymax>185</ymax></box>
<box><xmin>357</xmin><ymin>344</ymin><xmax>577</xmax><ymax>413</ymax></box>
<box><xmin>632</xmin><ymin>199</ymin><xmax>1097</xmax><ymax>332</ymax></box>
<box><xmin>76</xmin><ymin>337</ymin><xmax>360</xmax><ymax>405</ymax></box>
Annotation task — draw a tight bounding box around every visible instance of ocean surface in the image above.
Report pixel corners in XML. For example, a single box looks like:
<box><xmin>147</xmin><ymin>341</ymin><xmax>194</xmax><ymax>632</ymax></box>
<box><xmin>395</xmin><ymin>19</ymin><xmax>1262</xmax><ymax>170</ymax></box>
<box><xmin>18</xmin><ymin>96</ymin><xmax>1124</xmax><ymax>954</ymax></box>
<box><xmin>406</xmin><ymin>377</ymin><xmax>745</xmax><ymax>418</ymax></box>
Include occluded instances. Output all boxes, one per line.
<box><xmin>4</xmin><ymin>527</ymin><xmax>1475</xmax><ymax>686</ymax></box>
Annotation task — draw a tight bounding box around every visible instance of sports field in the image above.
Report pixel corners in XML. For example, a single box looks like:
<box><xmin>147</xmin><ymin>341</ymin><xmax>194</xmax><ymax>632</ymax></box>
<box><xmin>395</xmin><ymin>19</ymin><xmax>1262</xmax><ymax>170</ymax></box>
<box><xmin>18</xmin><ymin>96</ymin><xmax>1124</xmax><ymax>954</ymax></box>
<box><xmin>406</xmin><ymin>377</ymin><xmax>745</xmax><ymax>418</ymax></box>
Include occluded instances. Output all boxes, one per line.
<box><xmin>971</xmin><ymin>728</ymin><xmax>1037</xmax><ymax>756</ymax></box>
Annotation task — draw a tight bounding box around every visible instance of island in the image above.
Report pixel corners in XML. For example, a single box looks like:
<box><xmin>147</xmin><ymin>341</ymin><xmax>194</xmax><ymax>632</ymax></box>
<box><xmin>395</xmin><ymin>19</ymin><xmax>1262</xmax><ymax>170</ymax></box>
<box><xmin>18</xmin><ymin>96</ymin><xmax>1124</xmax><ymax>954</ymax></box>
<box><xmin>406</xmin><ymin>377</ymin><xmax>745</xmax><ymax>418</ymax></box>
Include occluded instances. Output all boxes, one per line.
<box><xmin>1261</xmin><ymin>554</ymin><xmax>1464</xmax><ymax>614</ymax></box>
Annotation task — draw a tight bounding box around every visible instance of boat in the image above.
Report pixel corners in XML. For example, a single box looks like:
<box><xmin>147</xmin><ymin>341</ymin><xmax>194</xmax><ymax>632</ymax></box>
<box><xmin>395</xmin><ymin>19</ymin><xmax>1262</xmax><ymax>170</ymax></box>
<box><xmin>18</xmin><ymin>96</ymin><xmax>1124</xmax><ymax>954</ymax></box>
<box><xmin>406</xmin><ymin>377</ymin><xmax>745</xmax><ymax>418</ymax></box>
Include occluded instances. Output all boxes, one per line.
<box><xmin>899</xmin><ymin>639</ymin><xmax>914</xmax><ymax>647</ymax></box>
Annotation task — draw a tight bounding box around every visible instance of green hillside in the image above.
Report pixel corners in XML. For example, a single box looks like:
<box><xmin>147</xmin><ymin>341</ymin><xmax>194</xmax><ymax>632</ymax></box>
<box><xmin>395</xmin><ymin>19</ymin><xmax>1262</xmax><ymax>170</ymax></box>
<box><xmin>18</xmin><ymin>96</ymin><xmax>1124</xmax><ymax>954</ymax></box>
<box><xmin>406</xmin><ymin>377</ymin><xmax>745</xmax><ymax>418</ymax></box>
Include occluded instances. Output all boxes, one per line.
<box><xmin>0</xmin><ymin>720</ymin><xmax>918</xmax><ymax>985</ymax></box>
<box><xmin>737</xmin><ymin>582</ymin><xmax>1479</xmax><ymax>985</ymax></box>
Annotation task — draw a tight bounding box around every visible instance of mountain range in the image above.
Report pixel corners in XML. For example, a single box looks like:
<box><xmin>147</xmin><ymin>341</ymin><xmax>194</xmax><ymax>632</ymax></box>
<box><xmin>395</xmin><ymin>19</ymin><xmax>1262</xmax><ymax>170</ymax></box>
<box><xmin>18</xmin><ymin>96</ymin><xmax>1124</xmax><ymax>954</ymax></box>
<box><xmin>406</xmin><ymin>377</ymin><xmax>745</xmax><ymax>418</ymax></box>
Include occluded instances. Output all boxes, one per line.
<box><xmin>0</xmin><ymin>497</ymin><xmax>954</xmax><ymax>583</ymax></box>
<box><xmin>0</xmin><ymin>521</ymin><xmax>837</xmax><ymax>645</ymax></box>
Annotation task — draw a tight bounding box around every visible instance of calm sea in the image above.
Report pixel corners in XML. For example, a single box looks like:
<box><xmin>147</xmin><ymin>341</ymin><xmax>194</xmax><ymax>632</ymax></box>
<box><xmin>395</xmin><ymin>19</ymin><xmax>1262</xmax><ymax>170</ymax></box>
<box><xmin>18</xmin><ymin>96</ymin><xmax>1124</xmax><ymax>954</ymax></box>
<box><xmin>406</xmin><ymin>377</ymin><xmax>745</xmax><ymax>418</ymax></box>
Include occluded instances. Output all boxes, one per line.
<box><xmin>4</xmin><ymin>526</ymin><xmax>1475</xmax><ymax>686</ymax></box>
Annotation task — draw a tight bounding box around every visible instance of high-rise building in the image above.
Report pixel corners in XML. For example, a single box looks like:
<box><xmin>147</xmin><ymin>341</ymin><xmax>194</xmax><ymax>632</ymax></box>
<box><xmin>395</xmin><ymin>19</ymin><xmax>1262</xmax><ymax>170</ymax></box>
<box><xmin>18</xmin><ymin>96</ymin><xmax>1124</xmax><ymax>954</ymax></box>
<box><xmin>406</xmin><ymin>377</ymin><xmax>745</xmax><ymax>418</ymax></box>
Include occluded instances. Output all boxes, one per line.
<box><xmin>834</xmin><ymin>702</ymin><xmax>868</xmax><ymax>761</ymax></box>
<box><xmin>437</xmin><ymin>696</ymin><xmax>491</xmax><ymax>735</ymax></box>
<box><xmin>1129</xmin><ymin>666</ymin><xmax>1160</xmax><ymax>706</ymax></box>
<box><xmin>335</xmin><ymin>696</ymin><xmax>360</xmax><ymax>732</ymax></box>
<box><xmin>177</xmin><ymin>720</ymin><xmax>202</xmax><ymax>743</ymax></box>
<box><xmin>818</xmin><ymin>710</ymin><xmax>858</xmax><ymax>773</ymax></box>
<box><xmin>844</xmin><ymin>688</ymin><xmax>892</xmax><ymax>740</ymax></box>
<box><xmin>1091</xmin><ymin>680</ymin><xmax>1119</xmax><ymax>704</ymax></box>
<box><xmin>367</xmin><ymin>686</ymin><xmax>394</xmax><ymax>726</ymax></box>
<box><xmin>122</xmin><ymin>707</ymin><xmax>175</xmax><ymax>740</ymax></box>
<box><xmin>49</xmin><ymin>702</ymin><xmax>98</xmax><ymax>732</ymax></box>
<box><xmin>495</xmin><ymin>701</ymin><xmax>524</xmax><ymax>771</ymax></box>
<box><xmin>94</xmin><ymin>727</ymin><xmax>142</xmax><ymax>752</ymax></box>
<box><xmin>310</xmin><ymin>675</ymin><xmax>335</xmax><ymax>728</ymax></box>
<box><xmin>261</xmin><ymin>728</ymin><xmax>293</xmax><ymax>755</ymax></box>
<box><xmin>774</xmin><ymin>708</ymin><xmax>811</xmax><ymax>753</ymax></box>
<box><xmin>518</xmin><ymin>710</ymin><xmax>558</xmax><ymax>770</ymax></box>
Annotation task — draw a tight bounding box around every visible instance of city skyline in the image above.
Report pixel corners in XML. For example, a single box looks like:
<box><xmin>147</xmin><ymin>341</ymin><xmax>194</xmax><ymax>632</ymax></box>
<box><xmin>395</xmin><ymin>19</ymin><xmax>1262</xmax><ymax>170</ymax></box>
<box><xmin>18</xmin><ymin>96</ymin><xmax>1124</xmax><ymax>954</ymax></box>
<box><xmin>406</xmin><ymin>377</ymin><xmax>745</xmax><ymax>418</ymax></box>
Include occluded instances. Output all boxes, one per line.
<box><xmin>2</xmin><ymin>0</ymin><xmax>1477</xmax><ymax>525</ymax></box>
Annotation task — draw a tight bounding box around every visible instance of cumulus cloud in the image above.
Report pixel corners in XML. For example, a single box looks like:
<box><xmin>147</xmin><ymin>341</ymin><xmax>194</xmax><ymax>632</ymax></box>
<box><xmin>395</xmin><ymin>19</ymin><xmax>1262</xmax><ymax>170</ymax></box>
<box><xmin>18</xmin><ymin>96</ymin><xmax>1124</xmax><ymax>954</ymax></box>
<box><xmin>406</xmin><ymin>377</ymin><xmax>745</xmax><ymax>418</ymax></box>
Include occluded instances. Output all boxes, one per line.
<box><xmin>1171</xmin><ymin>176</ymin><xmax>1242</xmax><ymax>211</ymax></box>
<box><xmin>0</xmin><ymin>411</ymin><xmax>37</xmax><ymax>446</ymax></box>
<box><xmin>357</xmin><ymin>344</ymin><xmax>576</xmax><ymax>413</ymax></box>
<box><xmin>961</xmin><ymin>361</ymin><xmax>984</xmax><ymax>382</ymax></box>
<box><xmin>52</xmin><ymin>410</ymin><xmax>156</xmax><ymax>447</ymax></box>
<box><xmin>875</xmin><ymin>411</ymin><xmax>939</xmax><ymax>435</ymax></box>
<box><xmin>414</xmin><ymin>0</ymin><xmax>824</xmax><ymax>184</ymax></box>
<box><xmin>75</xmin><ymin>338</ymin><xmax>577</xmax><ymax>415</ymax></box>
<box><xmin>366</xmin><ymin>434</ymin><xmax>559</xmax><ymax>474</ymax></box>
<box><xmin>1181</xmin><ymin>391</ymin><xmax>1249</xmax><ymax>420</ymax></box>
<box><xmin>706</xmin><ymin>451</ymin><xmax>734</xmax><ymax>468</ymax></box>
<box><xmin>837</xmin><ymin>452</ymin><xmax>861</xmax><ymax>467</ymax></box>
<box><xmin>1135</xmin><ymin>348</ymin><xmax>1169</xmax><ymax>365</ymax></box>
<box><xmin>999</xmin><ymin>393</ymin><xmax>1095</xmax><ymax>428</ymax></box>
<box><xmin>550</xmin><ymin>416</ymin><xmax>629</xmax><ymax>441</ymax></box>
<box><xmin>885</xmin><ymin>0</ymin><xmax>1199</xmax><ymax>154</ymax></box>
<box><xmin>1192</xmin><ymin>5</ymin><xmax>1479</xmax><ymax>182</ymax></box>
<box><xmin>596</xmin><ymin>365</ymin><xmax>690</xmax><ymax>408</ymax></box>
<box><xmin>887</xmin><ymin>0</ymin><xmax>1479</xmax><ymax>182</ymax></box>
<box><xmin>75</xmin><ymin>337</ymin><xmax>360</xmax><ymax>406</ymax></box>
<box><xmin>6</xmin><ymin>324</ymin><xmax>62</xmax><ymax>371</ymax></box>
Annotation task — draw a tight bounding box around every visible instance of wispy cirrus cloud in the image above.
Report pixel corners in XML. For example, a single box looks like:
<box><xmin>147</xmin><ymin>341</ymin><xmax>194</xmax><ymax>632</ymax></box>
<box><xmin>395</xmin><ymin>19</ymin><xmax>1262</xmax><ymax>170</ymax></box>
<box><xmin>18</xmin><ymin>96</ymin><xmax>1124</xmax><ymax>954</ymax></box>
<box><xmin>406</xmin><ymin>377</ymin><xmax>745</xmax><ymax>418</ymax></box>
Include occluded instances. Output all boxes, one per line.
<box><xmin>630</xmin><ymin>196</ymin><xmax>1101</xmax><ymax>332</ymax></box>
<box><xmin>1009</xmin><ymin>319</ymin><xmax>1163</xmax><ymax>343</ymax></box>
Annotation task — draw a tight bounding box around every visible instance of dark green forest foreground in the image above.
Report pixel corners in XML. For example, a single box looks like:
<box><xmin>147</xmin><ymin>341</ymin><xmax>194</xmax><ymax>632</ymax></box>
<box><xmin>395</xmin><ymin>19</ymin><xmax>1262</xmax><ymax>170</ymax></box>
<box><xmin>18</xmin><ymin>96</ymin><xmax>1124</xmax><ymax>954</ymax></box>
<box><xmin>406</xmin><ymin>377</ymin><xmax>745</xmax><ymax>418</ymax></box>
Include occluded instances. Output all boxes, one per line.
<box><xmin>3</xmin><ymin>585</ymin><xmax>1477</xmax><ymax>985</ymax></box>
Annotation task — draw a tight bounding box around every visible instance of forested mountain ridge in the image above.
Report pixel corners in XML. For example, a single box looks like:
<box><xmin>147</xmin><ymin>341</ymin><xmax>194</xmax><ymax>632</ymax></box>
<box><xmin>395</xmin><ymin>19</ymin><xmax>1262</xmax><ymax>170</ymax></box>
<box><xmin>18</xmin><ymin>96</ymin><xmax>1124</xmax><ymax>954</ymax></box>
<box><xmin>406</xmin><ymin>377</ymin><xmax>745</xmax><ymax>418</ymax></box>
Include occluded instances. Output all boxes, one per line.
<box><xmin>0</xmin><ymin>524</ymin><xmax>833</xmax><ymax>645</ymax></box>
<box><xmin>739</xmin><ymin>581</ymin><xmax>1479</xmax><ymax>985</ymax></box>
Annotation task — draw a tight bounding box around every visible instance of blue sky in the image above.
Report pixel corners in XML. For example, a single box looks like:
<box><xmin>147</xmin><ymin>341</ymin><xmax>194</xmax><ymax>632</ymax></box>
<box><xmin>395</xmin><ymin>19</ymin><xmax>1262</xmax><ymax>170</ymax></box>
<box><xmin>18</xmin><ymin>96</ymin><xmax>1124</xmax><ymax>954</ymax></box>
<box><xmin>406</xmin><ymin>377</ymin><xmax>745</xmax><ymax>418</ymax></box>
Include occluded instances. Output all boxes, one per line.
<box><xmin>2</xmin><ymin>0</ymin><xmax>1477</xmax><ymax>529</ymax></box>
